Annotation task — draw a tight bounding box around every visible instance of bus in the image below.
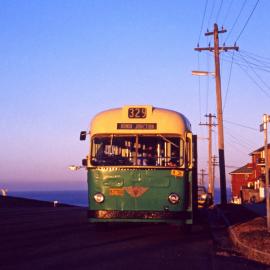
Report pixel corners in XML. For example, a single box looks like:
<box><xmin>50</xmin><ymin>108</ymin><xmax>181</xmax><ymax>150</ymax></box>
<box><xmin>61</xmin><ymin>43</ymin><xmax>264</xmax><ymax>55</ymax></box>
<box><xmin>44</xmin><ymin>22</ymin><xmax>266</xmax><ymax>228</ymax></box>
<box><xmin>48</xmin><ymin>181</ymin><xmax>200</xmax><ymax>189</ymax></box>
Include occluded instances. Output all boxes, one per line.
<box><xmin>80</xmin><ymin>105</ymin><xmax>198</xmax><ymax>226</ymax></box>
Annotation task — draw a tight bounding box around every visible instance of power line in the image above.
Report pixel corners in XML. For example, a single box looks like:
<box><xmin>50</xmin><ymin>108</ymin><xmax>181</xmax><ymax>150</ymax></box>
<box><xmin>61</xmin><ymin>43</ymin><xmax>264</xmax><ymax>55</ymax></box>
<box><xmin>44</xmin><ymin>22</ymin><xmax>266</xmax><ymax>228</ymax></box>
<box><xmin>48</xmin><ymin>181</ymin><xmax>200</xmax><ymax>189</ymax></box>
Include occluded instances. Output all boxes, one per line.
<box><xmin>235</xmin><ymin>0</ymin><xmax>260</xmax><ymax>42</ymax></box>
<box><xmin>241</xmin><ymin>49</ymin><xmax>270</xmax><ymax>62</ymax></box>
<box><xmin>225</xmin><ymin>0</ymin><xmax>247</xmax><ymax>43</ymax></box>
<box><xmin>224</xmin><ymin>119</ymin><xmax>258</xmax><ymax>131</ymax></box>
<box><xmin>240</xmin><ymin>51</ymin><xmax>270</xmax><ymax>65</ymax></box>
<box><xmin>215</xmin><ymin>0</ymin><xmax>224</xmax><ymax>23</ymax></box>
<box><xmin>225</xmin><ymin>128</ymin><xmax>256</xmax><ymax>150</ymax></box>
<box><xmin>223</xmin><ymin>51</ymin><xmax>235</xmax><ymax>112</ymax></box>
<box><xmin>238</xmin><ymin>51</ymin><xmax>270</xmax><ymax>70</ymax></box>
<box><xmin>236</xmin><ymin>62</ymin><xmax>270</xmax><ymax>98</ymax></box>
<box><xmin>225</xmin><ymin>124</ymin><xmax>259</xmax><ymax>147</ymax></box>
<box><xmin>222</xmin><ymin>0</ymin><xmax>234</xmax><ymax>26</ymax></box>
<box><xmin>198</xmin><ymin>0</ymin><xmax>209</xmax><ymax>44</ymax></box>
<box><xmin>206</xmin><ymin>51</ymin><xmax>210</xmax><ymax>113</ymax></box>
<box><xmin>221</xmin><ymin>52</ymin><xmax>270</xmax><ymax>73</ymax></box>
<box><xmin>238</xmin><ymin>52</ymin><xmax>270</xmax><ymax>92</ymax></box>
<box><xmin>225</xmin><ymin>135</ymin><xmax>251</xmax><ymax>156</ymax></box>
<box><xmin>207</xmin><ymin>0</ymin><xmax>217</xmax><ymax>29</ymax></box>
<box><xmin>237</xmin><ymin>60</ymin><xmax>270</xmax><ymax>72</ymax></box>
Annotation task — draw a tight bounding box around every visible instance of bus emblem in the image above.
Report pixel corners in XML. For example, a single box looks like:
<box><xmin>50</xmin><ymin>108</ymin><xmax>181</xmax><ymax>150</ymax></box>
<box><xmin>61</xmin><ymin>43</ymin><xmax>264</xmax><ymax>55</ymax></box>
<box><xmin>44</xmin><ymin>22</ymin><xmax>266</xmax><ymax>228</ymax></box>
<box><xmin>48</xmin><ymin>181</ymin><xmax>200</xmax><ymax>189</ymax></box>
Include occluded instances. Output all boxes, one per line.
<box><xmin>124</xmin><ymin>186</ymin><xmax>149</xmax><ymax>198</ymax></box>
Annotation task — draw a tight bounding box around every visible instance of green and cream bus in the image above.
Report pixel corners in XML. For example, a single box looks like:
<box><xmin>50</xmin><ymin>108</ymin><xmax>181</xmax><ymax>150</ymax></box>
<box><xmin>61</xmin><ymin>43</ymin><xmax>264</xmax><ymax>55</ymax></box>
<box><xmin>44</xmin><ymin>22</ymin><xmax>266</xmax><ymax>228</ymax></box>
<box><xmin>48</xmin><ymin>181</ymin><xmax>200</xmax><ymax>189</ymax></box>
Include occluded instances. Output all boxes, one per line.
<box><xmin>80</xmin><ymin>105</ymin><xmax>198</xmax><ymax>226</ymax></box>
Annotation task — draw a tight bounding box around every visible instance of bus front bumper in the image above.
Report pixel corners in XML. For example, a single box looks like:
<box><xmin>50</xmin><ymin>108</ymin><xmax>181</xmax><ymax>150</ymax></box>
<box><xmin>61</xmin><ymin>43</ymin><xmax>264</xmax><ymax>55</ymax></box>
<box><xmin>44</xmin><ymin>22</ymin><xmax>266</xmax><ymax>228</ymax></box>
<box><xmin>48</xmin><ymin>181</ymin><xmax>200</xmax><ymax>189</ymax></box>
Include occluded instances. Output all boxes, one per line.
<box><xmin>88</xmin><ymin>210</ymin><xmax>192</xmax><ymax>223</ymax></box>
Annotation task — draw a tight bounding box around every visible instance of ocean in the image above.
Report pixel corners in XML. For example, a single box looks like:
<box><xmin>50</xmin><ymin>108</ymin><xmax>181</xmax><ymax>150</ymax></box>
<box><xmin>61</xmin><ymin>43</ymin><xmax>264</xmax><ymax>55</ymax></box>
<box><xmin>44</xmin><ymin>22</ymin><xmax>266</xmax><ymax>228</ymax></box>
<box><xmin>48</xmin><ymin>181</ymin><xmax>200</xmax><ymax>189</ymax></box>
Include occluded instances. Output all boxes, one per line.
<box><xmin>9</xmin><ymin>188</ymin><xmax>232</xmax><ymax>207</ymax></box>
<box><xmin>9</xmin><ymin>190</ymin><xmax>88</xmax><ymax>207</ymax></box>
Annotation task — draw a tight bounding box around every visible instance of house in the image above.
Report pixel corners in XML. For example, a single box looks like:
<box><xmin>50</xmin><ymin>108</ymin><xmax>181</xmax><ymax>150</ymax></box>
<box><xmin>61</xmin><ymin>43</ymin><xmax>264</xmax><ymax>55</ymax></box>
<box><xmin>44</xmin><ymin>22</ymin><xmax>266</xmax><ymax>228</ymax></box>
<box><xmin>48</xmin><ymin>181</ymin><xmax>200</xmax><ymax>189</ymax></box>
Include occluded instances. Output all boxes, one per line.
<box><xmin>249</xmin><ymin>144</ymin><xmax>270</xmax><ymax>182</ymax></box>
<box><xmin>230</xmin><ymin>164</ymin><xmax>253</xmax><ymax>203</ymax></box>
<box><xmin>229</xmin><ymin>144</ymin><xmax>270</xmax><ymax>203</ymax></box>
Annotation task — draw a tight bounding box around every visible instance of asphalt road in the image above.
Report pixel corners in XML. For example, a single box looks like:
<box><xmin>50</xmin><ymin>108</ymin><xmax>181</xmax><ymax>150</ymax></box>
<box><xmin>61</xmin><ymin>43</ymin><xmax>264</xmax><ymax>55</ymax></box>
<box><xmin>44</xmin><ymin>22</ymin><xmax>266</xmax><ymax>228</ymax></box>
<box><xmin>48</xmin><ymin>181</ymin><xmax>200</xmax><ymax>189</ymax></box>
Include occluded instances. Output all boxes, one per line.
<box><xmin>0</xmin><ymin>206</ymin><xmax>268</xmax><ymax>270</ymax></box>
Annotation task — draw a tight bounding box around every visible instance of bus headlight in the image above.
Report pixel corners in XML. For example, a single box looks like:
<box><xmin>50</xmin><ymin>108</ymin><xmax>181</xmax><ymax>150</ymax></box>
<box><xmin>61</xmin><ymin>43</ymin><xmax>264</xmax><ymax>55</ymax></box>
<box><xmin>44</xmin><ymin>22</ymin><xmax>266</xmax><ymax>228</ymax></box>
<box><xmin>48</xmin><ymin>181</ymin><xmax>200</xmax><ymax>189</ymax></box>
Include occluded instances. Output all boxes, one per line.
<box><xmin>94</xmin><ymin>193</ymin><xmax>105</xmax><ymax>203</ymax></box>
<box><xmin>201</xmin><ymin>194</ymin><xmax>207</xmax><ymax>200</ymax></box>
<box><xmin>168</xmin><ymin>193</ymin><xmax>180</xmax><ymax>204</ymax></box>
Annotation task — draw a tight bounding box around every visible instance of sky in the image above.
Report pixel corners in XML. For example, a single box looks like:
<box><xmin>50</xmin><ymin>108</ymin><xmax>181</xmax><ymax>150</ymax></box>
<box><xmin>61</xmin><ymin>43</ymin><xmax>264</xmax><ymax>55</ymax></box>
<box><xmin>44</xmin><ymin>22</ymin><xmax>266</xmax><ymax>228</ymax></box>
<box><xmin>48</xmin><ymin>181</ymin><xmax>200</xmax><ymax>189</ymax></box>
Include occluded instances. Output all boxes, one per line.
<box><xmin>1</xmin><ymin>0</ymin><xmax>270</xmax><ymax>191</ymax></box>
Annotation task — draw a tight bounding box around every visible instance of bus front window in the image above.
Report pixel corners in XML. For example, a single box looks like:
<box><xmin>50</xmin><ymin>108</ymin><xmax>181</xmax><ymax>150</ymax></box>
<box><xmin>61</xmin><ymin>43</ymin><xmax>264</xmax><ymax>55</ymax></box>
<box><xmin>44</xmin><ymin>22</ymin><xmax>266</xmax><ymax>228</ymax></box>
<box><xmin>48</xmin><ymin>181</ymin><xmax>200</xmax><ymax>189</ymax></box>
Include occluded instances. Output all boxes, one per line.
<box><xmin>138</xmin><ymin>136</ymin><xmax>183</xmax><ymax>167</ymax></box>
<box><xmin>91</xmin><ymin>135</ymin><xmax>184</xmax><ymax>167</ymax></box>
<box><xmin>91</xmin><ymin>136</ymin><xmax>136</xmax><ymax>166</ymax></box>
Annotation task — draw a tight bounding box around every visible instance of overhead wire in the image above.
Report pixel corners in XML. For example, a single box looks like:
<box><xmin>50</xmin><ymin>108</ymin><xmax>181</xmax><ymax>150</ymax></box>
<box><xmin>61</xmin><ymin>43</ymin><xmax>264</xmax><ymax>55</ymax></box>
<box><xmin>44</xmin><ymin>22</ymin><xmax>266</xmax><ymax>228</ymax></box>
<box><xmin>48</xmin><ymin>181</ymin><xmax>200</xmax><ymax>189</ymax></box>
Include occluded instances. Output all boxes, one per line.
<box><xmin>224</xmin><ymin>118</ymin><xmax>260</xmax><ymax>146</ymax></box>
<box><xmin>221</xmin><ymin>52</ymin><xmax>270</xmax><ymax>73</ymax></box>
<box><xmin>221</xmin><ymin>0</ymin><xmax>234</xmax><ymax>26</ymax></box>
<box><xmin>224</xmin><ymin>0</ymin><xmax>247</xmax><ymax>43</ymax></box>
<box><xmin>223</xmin><ymin>51</ymin><xmax>235</xmax><ymax>112</ymax></box>
<box><xmin>238</xmin><ymin>52</ymin><xmax>270</xmax><ymax>94</ymax></box>
<box><xmin>224</xmin><ymin>128</ymin><xmax>255</xmax><ymax>158</ymax></box>
<box><xmin>225</xmin><ymin>130</ymin><xmax>254</xmax><ymax>151</ymax></box>
<box><xmin>238</xmin><ymin>51</ymin><xmax>270</xmax><ymax>70</ymax></box>
<box><xmin>223</xmin><ymin>119</ymin><xmax>258</xmax><ymax>131</ymax></box>
<box><xmin>207</xmin><ymin>0</ymin><xmax>217</xmax><ymax>29</ymax></box>
<box><xmin>215</xmin><ymin>0</ymin><xmax>224</xmax><ymax>23</ymax></box>
<box><xmin>205</xmin><ymin>51</ymin><xmax>213</xmax><ymax>114</ymax></box>
<box><xmin>236</xmin><ymin>62</ymin><xmax>270</xmax><ymax>99</ymax></box>
<box><xmin>225</xmin><ymin>136</ymin><xmax>250</xmax><ymax>156</ymax></box>
<box><xmin>195</xmin><ymin>0</ymin><xmax>263</xmax><ymax>177</ymax></box>
<box><xmin>198</xmin><ymin>0</ymin><xmax>209</xmax><ymax>45</ymax></box>
<box><xmin>241</xmin><ymin>49</ymin><xmax>270</xmax><ymax>62</ymax></box>
<box><xmin>236</xmin><ymin>60</ymin><xmax>270</xmax><ymax>72</ymax></box>
<box><xmin>235</xmin><ymin>0</ymin><xmax>260</xmax><ymax>42</ymax></box>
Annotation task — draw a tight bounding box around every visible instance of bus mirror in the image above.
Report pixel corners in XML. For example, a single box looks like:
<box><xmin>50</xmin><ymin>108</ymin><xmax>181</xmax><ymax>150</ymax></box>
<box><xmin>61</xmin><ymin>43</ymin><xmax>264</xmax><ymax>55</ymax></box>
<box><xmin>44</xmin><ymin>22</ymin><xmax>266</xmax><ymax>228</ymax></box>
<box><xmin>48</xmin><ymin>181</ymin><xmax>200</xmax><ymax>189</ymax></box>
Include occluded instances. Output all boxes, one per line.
<box><xmin>82</xmin><ymin>159</ymin><xmax>88</xmax><ymax>166</ymax></box>
<box><xmin>80</xmin><ymin>131</ymin><xmax>87</xmax><ymax>141</ymax></box>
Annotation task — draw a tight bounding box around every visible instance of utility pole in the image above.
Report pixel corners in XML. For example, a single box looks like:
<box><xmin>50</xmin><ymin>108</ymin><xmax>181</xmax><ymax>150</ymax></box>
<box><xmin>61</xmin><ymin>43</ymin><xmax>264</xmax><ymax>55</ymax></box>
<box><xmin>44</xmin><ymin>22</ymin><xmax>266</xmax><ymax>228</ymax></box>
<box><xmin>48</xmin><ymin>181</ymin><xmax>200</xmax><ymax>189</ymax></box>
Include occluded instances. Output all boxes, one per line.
<box><xmin>199</xmin><ymin>114</ymin><xmax>217</xmax><ymax>196</ymax></box>
<box><xmin>195</xmin><ymin>24</ymin><xmax>239</xmax><ymax>205</ymax></box>
<box><xmin>260</xmin><ymin>114</ymin><xmax>270</xmax><ymax>232</ymax></box>
<box><xmin>199</xmin><ymin>169</ymin><xmax>207</xmax><ymax>186</ymax></box>
<box><xmin>212</xmin><ymin>155</ymin><xmax>219</xmax><ymax>201</ymax></box>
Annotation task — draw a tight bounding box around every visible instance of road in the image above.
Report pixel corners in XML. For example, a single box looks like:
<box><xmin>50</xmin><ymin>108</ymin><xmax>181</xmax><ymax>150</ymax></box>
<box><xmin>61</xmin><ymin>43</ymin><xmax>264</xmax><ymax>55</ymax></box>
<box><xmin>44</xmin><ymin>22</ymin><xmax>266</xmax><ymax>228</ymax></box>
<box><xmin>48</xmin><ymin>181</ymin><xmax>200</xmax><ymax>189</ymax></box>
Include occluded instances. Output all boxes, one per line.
<box><xmin>0</xmin><ymin>206</ymin><xmax>268</xmax><ymax>270</ymax></box>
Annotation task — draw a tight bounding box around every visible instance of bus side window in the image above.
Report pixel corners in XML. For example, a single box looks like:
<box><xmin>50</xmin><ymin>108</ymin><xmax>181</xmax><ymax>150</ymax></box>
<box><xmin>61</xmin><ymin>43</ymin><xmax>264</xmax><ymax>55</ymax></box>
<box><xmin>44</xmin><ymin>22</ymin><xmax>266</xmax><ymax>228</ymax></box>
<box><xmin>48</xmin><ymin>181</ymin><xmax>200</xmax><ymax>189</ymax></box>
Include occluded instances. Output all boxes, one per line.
<box><xmin>179</xmin><ymin>138</ymin><xmax>184</xmax><ymax>166</ymax></box>
<box><xmin>186</xmin><ymin>138</ymin><xmax>191</xmax><ymax>167</ymax></box>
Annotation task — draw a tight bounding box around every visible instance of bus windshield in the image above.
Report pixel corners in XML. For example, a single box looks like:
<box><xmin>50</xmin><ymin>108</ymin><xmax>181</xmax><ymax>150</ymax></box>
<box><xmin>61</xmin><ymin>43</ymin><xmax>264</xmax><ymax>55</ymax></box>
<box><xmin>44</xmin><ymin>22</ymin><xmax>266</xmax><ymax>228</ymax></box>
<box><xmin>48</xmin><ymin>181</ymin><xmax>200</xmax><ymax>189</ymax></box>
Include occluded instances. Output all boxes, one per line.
<box><xmin>91</xmin><ymin>135</ymin><xmax>184</xmax><ymax>167</ymax></box>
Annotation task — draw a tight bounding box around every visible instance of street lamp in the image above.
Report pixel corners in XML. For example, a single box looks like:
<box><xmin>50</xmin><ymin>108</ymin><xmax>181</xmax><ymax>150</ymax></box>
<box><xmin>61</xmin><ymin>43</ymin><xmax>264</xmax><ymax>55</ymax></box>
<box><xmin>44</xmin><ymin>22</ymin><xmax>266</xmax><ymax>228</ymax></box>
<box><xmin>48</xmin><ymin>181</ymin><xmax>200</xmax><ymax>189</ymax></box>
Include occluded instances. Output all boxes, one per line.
<box><xmin>191</xmin><ymin>70</ymin><xmax>215</xmax><ymax>76</ymax></box>
<box><xmin>68</xmin><ymin>165</ymin><xmax>83</xmax><ymax>171</ymax></box>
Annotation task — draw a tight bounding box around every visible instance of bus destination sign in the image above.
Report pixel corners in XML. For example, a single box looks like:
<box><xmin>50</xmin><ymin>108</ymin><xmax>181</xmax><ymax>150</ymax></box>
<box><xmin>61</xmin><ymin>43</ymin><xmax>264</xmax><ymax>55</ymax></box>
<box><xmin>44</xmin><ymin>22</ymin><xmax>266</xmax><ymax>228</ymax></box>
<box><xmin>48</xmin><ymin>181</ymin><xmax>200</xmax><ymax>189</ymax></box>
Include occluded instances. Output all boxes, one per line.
<box><xmin>128</xmin><ymin>107</ymin><xmax>147</xmax><ymax>118</ymax></box>
<box><xmin>117</xmin><ymin>123</ymin><xmax>157</xmax><ymax>130</ymax></box>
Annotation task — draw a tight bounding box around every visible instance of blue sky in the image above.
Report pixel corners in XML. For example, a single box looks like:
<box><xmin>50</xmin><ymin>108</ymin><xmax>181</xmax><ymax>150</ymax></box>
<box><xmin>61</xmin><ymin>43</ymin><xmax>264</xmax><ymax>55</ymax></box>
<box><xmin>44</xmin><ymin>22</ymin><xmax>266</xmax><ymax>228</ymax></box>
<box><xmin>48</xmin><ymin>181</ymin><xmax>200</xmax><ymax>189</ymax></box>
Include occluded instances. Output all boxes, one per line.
<box><xmin>1</xmin><ymin>0</ymin><xmax>269</xmax><ymax>190</ymax></box>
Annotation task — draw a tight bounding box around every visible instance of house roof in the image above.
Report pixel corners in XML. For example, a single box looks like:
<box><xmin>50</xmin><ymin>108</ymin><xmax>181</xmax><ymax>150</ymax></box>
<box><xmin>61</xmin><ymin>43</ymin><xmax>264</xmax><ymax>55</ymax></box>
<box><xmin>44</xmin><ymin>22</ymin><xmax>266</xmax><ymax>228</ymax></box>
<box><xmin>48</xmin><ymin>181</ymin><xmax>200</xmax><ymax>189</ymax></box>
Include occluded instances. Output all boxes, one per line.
<box><xmin>249</xmin><ymin>144</ymin><xmax>270</xmax><ymax>155</ymax></box>
<box><xmin>229</xmin><ymin>164</ymin><xmax>253</xmax><ymax>175</ymax></box>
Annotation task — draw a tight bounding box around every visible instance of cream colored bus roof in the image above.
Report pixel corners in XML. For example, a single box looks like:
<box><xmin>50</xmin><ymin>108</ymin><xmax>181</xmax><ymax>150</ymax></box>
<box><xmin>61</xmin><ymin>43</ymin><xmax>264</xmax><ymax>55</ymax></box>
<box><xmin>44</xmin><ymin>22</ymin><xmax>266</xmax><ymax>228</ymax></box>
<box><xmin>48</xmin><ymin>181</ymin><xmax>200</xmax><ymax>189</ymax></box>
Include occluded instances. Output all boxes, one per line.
<box><xmin>90</xmin><ymin>105</ymin><xmax>191</xmax><ymax>135</ymax></box>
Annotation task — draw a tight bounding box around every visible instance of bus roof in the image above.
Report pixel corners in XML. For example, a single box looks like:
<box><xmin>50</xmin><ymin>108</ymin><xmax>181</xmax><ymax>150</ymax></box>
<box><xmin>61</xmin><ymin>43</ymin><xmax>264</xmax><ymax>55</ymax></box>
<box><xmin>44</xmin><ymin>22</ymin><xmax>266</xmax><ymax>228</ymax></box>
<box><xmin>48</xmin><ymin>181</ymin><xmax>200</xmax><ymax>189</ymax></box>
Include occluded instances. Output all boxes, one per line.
<box><xmin>90</xmin><ymin>105</ymin><xmax>192</xmax><ymax>135</ymax></box>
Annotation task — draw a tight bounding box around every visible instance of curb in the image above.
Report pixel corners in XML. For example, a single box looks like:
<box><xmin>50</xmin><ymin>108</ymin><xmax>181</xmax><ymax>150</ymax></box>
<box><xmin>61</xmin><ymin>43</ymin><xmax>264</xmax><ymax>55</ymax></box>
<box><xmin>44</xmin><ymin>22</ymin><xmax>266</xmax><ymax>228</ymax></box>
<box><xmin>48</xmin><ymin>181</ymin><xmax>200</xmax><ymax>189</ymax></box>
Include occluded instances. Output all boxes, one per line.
<box><xmin>216</xmin><ymin>204</ymin><xmax>270</xmax><ymax>266</ymax></box>
<box><xmin>229</xmin><ymin>222</ymin><xmax>270</xmax><ymax>265</ymax></box>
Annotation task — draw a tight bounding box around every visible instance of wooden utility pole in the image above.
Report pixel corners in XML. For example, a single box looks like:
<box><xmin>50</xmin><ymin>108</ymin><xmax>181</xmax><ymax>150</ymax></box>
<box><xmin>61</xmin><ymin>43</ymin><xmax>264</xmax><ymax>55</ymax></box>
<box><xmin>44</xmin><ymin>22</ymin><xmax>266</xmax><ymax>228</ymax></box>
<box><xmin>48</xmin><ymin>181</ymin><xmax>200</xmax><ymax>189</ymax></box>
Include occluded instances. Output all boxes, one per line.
<box><xmin>195</xmin><ymin>24</ymin><xmax>239</xmax><ymax>205</ymax></box>
<box><xmin>260</xmin><ymin>114</ymin><xmax>270</xmax><ymax>232</ymax></box>
<box><xmin>212</xmin><ymin>155</ymin><xmax>219</xmax><ymax>201</ymax></box>
<box><xmin>199</xmin><ymin>169</ymin><xmax>207</xmax><ymax>186</ymax></box>
<box><xmin>199</xmin><ymin>114</ymin><xmax>217</xmax><ymax>196</ymax></box>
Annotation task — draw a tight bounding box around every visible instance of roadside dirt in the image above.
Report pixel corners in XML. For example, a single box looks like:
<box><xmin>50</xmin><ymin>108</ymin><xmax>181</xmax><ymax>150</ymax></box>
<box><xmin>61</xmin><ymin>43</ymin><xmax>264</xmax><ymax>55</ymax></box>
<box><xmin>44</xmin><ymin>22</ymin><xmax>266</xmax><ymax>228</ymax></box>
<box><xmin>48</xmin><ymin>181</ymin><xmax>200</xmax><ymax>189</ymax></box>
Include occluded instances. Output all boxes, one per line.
<box><xmin>233</xmin><ymin>217</ymin><xmax>270</xmax><ymax>253</ymax></box>
<box><xmin>217</xmin><ymin>203</ymin><xmax>270</xmax><ymax>265</ymax></box>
